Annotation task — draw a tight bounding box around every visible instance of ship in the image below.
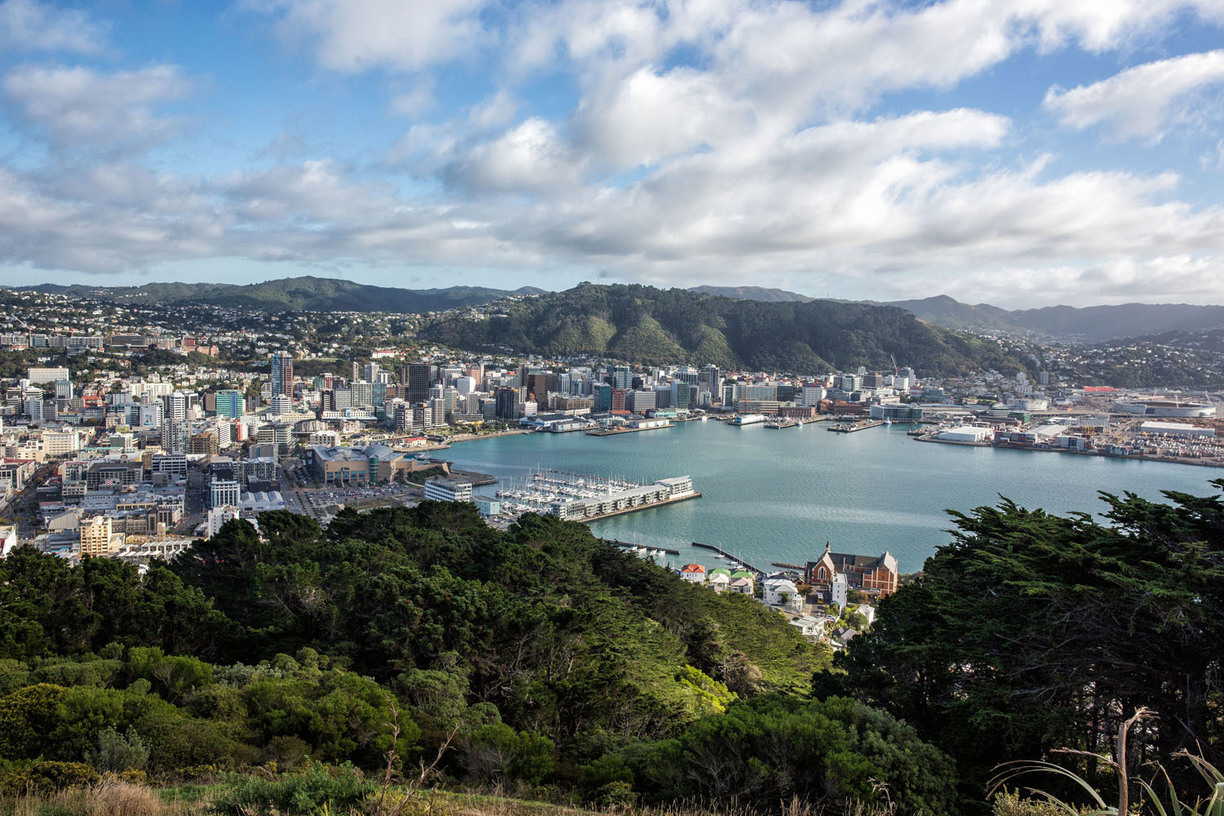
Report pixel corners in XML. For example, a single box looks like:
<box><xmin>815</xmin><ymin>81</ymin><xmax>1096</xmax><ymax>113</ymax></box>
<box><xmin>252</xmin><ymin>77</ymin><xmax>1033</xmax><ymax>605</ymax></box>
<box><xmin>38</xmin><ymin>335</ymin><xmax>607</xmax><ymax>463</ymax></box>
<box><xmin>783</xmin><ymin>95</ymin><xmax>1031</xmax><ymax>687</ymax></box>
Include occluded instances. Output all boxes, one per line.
<box><xmin>730</xmin><ymin>414</ymin><xmax>767</xmax><ymax>426</ymax></box>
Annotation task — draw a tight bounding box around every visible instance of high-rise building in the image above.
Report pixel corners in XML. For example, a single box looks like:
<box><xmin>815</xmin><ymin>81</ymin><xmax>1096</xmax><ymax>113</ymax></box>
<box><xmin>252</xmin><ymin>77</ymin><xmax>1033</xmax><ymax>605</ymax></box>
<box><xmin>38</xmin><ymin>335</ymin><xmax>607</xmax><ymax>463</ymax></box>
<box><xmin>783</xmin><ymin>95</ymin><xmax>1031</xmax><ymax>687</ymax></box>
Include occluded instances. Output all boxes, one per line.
<box><xmin>270</xmin><ymin>351</ymin><xmax>294</xmax><ymax>399</ymax></box>
<box><xmin>164</xmin><ymin>391</ymin><xmax>187</xmax><ymax>424</ymax></box>
<box><xmin>494</xmin><ymin>386</ymin><xmax>517</xmax><ymax>420</ymax></box>
<box><xmin>214</xmin><ymin>389</ymin><xmax>243</xmax><ymax>419</ymax></box>
<box><xmin>402</xmin><ymin>363</ymin><xmax>433</xmax><ymax>403</ymax></box>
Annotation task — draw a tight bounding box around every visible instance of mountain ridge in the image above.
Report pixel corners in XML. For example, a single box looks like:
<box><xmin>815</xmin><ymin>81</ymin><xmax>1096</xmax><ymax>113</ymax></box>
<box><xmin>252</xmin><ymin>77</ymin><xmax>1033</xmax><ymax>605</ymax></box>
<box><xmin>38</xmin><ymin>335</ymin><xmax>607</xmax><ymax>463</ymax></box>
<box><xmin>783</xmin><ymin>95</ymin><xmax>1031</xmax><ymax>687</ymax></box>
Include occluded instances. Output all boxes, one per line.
<box><xmin>422</xmin><ymin>282</ymin><xmax>1031</xmax><ymax>375</ymax></box>
<box><xmin>5</xmin><ymin>276</ymin><xmax>547</xmax><ymax>314</ymax></box>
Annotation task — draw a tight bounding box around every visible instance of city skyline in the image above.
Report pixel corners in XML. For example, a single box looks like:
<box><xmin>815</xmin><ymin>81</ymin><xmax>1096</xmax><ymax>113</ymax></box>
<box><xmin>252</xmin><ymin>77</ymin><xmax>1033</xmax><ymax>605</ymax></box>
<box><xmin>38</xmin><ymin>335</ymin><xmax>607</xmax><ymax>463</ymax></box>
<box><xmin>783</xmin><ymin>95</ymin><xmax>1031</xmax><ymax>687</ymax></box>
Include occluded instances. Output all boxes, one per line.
<box><xmin>3</xmin><ymin>1</ymin><xmax>1224</xmax><ymax>307</ymax></box>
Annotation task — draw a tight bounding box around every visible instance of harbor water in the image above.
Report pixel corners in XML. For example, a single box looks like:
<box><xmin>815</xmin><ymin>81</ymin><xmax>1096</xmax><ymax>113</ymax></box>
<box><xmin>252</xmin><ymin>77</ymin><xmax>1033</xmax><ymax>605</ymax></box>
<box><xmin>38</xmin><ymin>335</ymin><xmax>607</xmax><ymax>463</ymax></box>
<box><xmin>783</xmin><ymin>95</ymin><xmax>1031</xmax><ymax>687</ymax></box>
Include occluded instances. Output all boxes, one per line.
<box><xmin>439</xmin><ymin>420</ymin><xmax>1221</xmax><ymax>573</ymax></box>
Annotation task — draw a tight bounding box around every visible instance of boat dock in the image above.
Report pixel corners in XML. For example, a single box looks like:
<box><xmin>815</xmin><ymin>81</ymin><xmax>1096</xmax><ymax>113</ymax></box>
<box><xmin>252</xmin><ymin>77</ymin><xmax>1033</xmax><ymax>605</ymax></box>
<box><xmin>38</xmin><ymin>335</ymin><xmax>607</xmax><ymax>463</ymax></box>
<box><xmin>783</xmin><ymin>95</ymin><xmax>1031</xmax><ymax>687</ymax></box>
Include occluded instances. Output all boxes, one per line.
<box><xmin>584</xmin><ymin>423</ymin><xmax>672</xmax><ymax>437</ymax></box>
<box><xmin>828</xmin><ymin>419</ymin><xmax>885</xmax><ymax>433</ymax></box>
<box><xmin>493</xmin><ymin>469</ymin><xmax>700</xmax><ymax>523</ymax></box>
<box><xmin>691</xmin><ymin>541</ymin><xmax>766</xmax><ymax>575</ymax></box>
<box><xmin>605</xmin><ymin>539</ymin><xmax>682</xmax><ymax>556</ymax></box>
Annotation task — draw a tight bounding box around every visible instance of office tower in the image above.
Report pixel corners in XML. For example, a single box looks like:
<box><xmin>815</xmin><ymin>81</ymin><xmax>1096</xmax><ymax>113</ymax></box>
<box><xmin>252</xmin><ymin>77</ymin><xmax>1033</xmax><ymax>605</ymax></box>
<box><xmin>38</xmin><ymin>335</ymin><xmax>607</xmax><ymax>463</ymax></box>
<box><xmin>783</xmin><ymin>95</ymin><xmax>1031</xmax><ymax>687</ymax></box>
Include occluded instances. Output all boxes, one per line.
<box><xmin>214</xmin><ymin>389</ymin><xmax>243</xmax><ymax>419</ymax></box>
<box><xmin>271</xmin><ymin>351</ymin><xmax>294</xmax><ymax>399</ymax></box>
<box><xmin>402</xmin><ymin>363</ymin><xmax>433</xmax><ymax>403</ymax></box>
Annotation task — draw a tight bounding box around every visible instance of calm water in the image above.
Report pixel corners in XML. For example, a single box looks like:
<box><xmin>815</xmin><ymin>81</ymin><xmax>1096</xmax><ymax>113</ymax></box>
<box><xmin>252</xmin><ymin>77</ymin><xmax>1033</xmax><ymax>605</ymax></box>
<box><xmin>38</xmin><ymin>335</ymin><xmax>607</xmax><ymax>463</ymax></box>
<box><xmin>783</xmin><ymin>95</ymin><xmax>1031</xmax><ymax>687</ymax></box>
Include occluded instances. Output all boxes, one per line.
<box><xmin>439</xmin><ymin>421</ymin><xmax>1222</xmax><ymax>573</ymax></box>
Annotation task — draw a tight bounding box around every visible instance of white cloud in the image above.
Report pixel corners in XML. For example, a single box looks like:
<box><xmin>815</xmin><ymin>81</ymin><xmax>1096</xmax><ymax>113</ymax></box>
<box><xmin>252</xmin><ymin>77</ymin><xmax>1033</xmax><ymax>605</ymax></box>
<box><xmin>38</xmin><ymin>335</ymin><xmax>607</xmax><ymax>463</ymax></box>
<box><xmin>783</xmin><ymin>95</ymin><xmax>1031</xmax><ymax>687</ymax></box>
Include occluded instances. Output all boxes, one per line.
<box><xmin>0</xmin><ymin>0</ymin><xmax>107</xmax><ymax>54</ymax></box>
<box><xmin>247</xmin><ymin>0</ymin><xmax>491</xmax><ymax>73</ymax></box>
<box><xmin>445</xmin><ymin>118</ymin><xmax>586</xmax><ymax>195</ymax></box>
<box><xmin>1044</xmin><ymin>50</ymin><xmax>1224</xmax><ymax>140</ymax></box>
<box><xmin>2</xmin><ymin>64</ymin><xmax>192</xmax><ymax>152</ymax></box>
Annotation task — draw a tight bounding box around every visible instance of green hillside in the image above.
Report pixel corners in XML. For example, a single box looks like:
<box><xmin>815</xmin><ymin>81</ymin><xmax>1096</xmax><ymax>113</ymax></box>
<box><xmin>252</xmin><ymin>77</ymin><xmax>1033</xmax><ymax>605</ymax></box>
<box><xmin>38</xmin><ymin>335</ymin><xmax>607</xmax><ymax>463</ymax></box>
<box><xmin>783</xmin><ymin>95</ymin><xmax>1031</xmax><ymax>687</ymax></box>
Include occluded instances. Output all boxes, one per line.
<box><xmin>14</xmin><ymin>277</ymin><xmax>546</xmax><ymax>314</ymax></box>
<box><xmin>424</xmin><ymin>282</ymin><xmax>1032</xmax><ymax>375</ymax></box>
<box><xmin>0</xmin><ymin>504</ymin><xmax>958</xmax><ymax>814</ymax></box>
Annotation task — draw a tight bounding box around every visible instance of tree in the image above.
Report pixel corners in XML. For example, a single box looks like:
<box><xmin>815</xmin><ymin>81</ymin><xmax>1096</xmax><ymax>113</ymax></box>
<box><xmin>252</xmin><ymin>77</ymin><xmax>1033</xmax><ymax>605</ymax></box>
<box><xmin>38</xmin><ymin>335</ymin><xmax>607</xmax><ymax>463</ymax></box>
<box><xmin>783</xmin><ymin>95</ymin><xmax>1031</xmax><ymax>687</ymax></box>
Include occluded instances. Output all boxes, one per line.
<box><xmin>836</xmin><ymin>481</ymin><xmax>1224</xmax><ymax>807</ymax></box>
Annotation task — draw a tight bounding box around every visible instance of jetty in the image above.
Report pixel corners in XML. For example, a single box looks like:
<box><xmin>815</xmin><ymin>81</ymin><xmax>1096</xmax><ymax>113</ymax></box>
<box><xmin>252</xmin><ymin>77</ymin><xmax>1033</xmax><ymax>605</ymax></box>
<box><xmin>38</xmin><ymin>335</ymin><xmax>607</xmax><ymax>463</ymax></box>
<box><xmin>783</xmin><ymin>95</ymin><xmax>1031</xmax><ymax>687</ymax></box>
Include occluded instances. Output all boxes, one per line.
<box><xmin>691</xmin><ymin>540</ymin><xmax>766</xmax><ymax>575</ymax></box>
<box><xmin>605</xmin><ymin>539</ymin><xmax>682</xmax><ymax>556</ymax></box>
<box><xmin>828</xmin><ymin>419</ymin><xmax>885</xmax><ymax>433</ymax></box>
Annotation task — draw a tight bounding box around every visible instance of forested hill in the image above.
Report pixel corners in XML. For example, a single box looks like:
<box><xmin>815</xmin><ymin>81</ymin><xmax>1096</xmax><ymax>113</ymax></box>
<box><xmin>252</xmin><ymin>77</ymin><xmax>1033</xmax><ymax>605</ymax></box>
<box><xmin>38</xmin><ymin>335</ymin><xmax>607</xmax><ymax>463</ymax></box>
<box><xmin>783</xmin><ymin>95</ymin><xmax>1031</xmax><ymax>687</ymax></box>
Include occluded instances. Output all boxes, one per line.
<box><xmin>423</xmin><ymin>282</ymin><xmax>1032</xmax><ymax>375</ymax></box>
<box><xmin>11</xmin><ymin>277</ymin><xmax>546</xmax><ymax>314</ymax></box>
<box><xmin>0</xmin><ymin>503</ymin><xmax>960</xmax><ymax>814</ymax></box>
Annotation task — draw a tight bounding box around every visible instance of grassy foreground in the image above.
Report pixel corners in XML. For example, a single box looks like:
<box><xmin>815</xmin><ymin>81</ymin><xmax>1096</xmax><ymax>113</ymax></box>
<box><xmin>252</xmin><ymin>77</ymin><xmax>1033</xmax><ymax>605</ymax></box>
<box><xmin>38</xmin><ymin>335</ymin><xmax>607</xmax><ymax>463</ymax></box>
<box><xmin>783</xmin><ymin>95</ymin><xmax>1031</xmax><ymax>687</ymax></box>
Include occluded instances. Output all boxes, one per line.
<box><xmin>2</xmin><ymin>781</ymin><xmax>906</xmax><ymax>816</ymax></box>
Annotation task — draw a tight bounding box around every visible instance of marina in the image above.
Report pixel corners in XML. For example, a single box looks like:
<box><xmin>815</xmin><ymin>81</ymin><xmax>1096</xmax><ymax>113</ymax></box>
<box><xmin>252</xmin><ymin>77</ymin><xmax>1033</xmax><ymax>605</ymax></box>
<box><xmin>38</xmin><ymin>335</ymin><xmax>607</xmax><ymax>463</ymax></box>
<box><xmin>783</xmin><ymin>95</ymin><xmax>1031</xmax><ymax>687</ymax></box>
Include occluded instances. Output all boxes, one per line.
<box><xmin>492</xmin><ymin>468</ymin><xmax>700</xmax><ymax>523</ymax></box>
<box><xmin>691</xmin><ymin>540</ymin><xmax>766</xmax><ymax>575</ymax></box>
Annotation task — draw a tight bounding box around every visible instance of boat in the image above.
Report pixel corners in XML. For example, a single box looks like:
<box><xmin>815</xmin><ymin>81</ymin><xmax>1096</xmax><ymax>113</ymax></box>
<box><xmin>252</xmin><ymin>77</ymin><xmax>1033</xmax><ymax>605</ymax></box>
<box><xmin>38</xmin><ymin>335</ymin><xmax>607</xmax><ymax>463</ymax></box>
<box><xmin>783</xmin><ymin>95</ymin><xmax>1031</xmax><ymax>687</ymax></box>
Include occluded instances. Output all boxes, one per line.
<box><xmin>885</xmin><ymin>417</ymin><xmax>893</xmax><ymax>426</ymax></box>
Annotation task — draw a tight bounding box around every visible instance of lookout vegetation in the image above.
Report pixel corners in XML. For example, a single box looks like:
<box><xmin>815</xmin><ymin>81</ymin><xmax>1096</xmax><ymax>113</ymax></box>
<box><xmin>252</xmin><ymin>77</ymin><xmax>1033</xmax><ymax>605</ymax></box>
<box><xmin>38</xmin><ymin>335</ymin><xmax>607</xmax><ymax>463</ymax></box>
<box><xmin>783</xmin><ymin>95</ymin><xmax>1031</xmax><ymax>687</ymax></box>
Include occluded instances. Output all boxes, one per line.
<box><xmin>1</xmin><ymin>482</ymin><xmax>1224</xmax><ymax>815</ymax></box>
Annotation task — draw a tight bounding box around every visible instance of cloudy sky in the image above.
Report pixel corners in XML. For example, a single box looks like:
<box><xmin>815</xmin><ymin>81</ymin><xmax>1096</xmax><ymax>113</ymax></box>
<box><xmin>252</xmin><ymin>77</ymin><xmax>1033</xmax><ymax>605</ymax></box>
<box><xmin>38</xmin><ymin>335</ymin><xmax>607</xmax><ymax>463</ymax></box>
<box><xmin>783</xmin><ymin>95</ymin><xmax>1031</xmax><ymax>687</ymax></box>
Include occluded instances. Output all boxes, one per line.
<box><xmin>3</xmin><ymin>0</ymin><xmax>1224</xmax><ymax>307</ymax></box>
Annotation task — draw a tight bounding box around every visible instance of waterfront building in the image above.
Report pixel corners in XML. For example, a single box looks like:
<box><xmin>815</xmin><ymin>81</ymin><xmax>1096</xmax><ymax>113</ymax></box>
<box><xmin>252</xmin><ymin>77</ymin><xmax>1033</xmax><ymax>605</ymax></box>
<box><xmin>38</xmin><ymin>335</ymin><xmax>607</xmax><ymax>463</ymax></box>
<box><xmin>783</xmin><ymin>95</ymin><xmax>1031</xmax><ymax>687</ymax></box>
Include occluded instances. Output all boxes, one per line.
<box><xmin>937</xmin><ymin>425</ymin><xmax>992</xmax><ymax>443</ymax></box>
<box><xmin>424</xmin><ymin>477</ymin><xmax>474</xmax><ymax>503</ymax></box>
<box><xmin>1113</xmin><ymin>399</ymin><xmax>1216</xmax><ymax>418</ymax></box>
<box><xmin>307</xmin><ymin>443</ymin><xmax>430</xmax><ymax>484</ymax></box>
<box><xmin>806</xmin><ymin>543</ymin><xmax>899</xmax><ymax>599</ymax></box>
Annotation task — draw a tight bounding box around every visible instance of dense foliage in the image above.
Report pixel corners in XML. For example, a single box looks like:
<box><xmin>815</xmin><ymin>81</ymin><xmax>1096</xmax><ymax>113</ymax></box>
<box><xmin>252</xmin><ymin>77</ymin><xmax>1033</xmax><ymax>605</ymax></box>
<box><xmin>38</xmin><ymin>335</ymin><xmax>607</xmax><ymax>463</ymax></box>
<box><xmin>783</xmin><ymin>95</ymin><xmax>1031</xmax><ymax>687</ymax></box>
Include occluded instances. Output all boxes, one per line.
<box><xmin>833</xmin><ymin>480</ymin><xmax>1224</xmax><ymax>807</ymax></box>
<box><xmin>422</xmin><ymin>282</ymin><xmax>1032</xmax><ymax>375</ymax></box>
<box><xmin>4</xmin><ymin>503</ymin><xmax>962</xmax><ymax>814</ymax></box>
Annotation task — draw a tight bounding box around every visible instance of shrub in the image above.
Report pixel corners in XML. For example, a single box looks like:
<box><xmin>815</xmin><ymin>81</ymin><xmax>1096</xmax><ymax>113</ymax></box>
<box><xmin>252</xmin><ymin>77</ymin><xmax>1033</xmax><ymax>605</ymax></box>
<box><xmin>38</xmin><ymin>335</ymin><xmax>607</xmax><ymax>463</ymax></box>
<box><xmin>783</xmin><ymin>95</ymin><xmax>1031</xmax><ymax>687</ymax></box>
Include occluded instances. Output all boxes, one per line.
<box><xmin>211</xmin><ymin>761</ymin><xmax>376</xmax><ymax>816</ymax></box>
<box><xmin>0</xmin><ymin>761</ymin><xmax>100</xmax><ymax>796</ymax></box>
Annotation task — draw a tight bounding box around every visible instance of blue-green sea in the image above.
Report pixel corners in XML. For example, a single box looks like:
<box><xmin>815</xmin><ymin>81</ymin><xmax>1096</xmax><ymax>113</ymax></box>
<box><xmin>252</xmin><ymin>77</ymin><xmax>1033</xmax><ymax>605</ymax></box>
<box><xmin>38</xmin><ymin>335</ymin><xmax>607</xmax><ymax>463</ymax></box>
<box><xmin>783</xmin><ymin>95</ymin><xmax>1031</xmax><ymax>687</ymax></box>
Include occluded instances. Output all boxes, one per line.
<box><xmin>439</xmin><ymin>421</ymin><xmax>1221</xmax><ymax>573</ymax></box>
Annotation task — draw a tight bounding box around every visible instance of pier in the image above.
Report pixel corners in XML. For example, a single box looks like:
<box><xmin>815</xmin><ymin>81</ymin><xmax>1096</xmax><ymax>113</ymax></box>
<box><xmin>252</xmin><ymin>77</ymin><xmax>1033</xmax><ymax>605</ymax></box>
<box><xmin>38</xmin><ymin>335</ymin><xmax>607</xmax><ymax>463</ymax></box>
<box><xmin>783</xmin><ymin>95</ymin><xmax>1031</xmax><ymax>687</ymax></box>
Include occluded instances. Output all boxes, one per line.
<box><xmin>604</xmin><ymin>539</ymin><xmax>682</xmax><ymax>555</ymax></box>
<box><xmin>828</xmin><ymin>419</ymin><xmax>885</xmax><ymax>433</ymax></box>
<box><xmin>691</xmin><ymin>540</ymin><xmax>766</xmax><ymax>575</ymax></box>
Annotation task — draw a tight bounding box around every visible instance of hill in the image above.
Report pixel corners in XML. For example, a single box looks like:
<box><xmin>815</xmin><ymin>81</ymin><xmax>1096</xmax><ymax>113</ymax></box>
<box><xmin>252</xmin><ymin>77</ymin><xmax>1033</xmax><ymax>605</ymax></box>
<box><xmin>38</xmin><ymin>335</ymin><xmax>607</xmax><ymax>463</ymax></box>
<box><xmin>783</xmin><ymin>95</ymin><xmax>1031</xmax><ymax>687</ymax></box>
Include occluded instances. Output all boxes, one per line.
<box><xmin>889</xmin><ymin>295</ymin><xmax>1224</xmax><ymax>342</ymax></box>
<box><xmin>0</xmin><ymin>504</ymin><xmax>961</xmax><ymax>814</ymax></box>
<box><xmin>688</xmin><ymin>285</ymin><xmax>814</xmax><ymax>302</ymax></box>
<box><xmin>8</xmin><ymin>276</ymin><xmax>547</xmax><ymax>314</ymax></box>
<box><xmin>423</xmin><ymin>282</ymin><xmax>1032</xmax><ymax>375</ymax></box>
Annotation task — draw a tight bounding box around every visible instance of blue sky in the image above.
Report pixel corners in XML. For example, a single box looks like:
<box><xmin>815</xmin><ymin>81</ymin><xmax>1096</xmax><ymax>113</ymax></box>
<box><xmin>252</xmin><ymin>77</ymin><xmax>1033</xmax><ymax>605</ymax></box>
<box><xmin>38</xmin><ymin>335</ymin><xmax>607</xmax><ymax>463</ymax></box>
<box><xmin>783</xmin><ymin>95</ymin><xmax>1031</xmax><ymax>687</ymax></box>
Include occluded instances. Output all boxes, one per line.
<box><xmin>2</xmin><ymin>0</ymin><xmax>1224</xmax><ymax>307</ymax></box>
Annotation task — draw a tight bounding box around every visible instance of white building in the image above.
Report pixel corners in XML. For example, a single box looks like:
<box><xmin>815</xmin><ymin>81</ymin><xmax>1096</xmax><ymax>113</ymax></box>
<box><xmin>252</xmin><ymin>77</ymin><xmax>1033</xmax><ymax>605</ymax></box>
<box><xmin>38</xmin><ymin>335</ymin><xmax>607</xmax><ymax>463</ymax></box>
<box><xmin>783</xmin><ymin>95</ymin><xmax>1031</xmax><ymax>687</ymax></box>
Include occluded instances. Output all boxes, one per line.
<box><xmin>42</xmin><ymin>429</ymin><xmax>81</xmax><ymax>457</ymax></box>
<box><xmin>206</xmin><ymin>505</ymin><xmax>241</xmax><ymax>537</ymax></box>
<box><xmin>1139</xmin><ymin>421</ymin><xmax>1216</xmax><ymax>438</ymax></box>
<box><xmin>764</xmin><ymin>577</ymin><xmax>801</xmax><ymax>610</ymax></box>
<box><xmin>937</xmin><ymin>426</ymin><xmax>993</xmax><ymax>443</ymax></box>
<box><xmin>209</xmin><ymin>479</ymin><xmax>240</xmax><ymax>509</ymax></box>
<box><xmin>423</xmin><ymin>477</ymin><xmax>473</xmax><ymax>503</ymax></box>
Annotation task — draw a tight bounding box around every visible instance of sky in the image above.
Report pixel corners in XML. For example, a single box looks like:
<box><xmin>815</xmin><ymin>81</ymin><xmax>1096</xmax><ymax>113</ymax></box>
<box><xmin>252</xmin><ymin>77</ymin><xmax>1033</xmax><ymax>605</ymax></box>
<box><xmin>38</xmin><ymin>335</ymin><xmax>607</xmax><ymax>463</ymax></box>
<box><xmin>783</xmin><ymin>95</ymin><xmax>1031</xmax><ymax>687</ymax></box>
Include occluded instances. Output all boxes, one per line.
<box><xmin>3</xmin><ymin>1</ymin><xmax>1224</xmax><ymax>308</ymax></box>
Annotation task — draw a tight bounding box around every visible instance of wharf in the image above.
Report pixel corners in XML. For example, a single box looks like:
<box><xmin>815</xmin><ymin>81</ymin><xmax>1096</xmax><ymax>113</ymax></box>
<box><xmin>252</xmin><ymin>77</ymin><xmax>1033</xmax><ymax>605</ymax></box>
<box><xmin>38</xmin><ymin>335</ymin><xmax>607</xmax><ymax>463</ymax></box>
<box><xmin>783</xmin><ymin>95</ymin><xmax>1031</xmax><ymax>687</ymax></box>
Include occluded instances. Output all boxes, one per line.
<box><xmin>771</xmin><ymin>561</ymin><xmax>804</xmax><ymax>570</ymax></box>
<box><xmin>828</xmin><ymin>419</ymin><xmax>885</xmax><ymax>433</ymax></box>
<box><xmin>765</xmin><ymin>418</ymin><xmax>801</xmax><ymax>429</ymax></box>
<box><xmin>691</xmin><ymin>540</ymin><xmax>765</xmax><ymax>575</ymax></box>
<box><xmin>605</xmin><ymin>539</ymin><xmax>682</xmax><ymax>555</ymax></box>
<box><xmin>584</xmin><ymin>423</ymin><xmax>673</xmax><ymax>437</ymax></box>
